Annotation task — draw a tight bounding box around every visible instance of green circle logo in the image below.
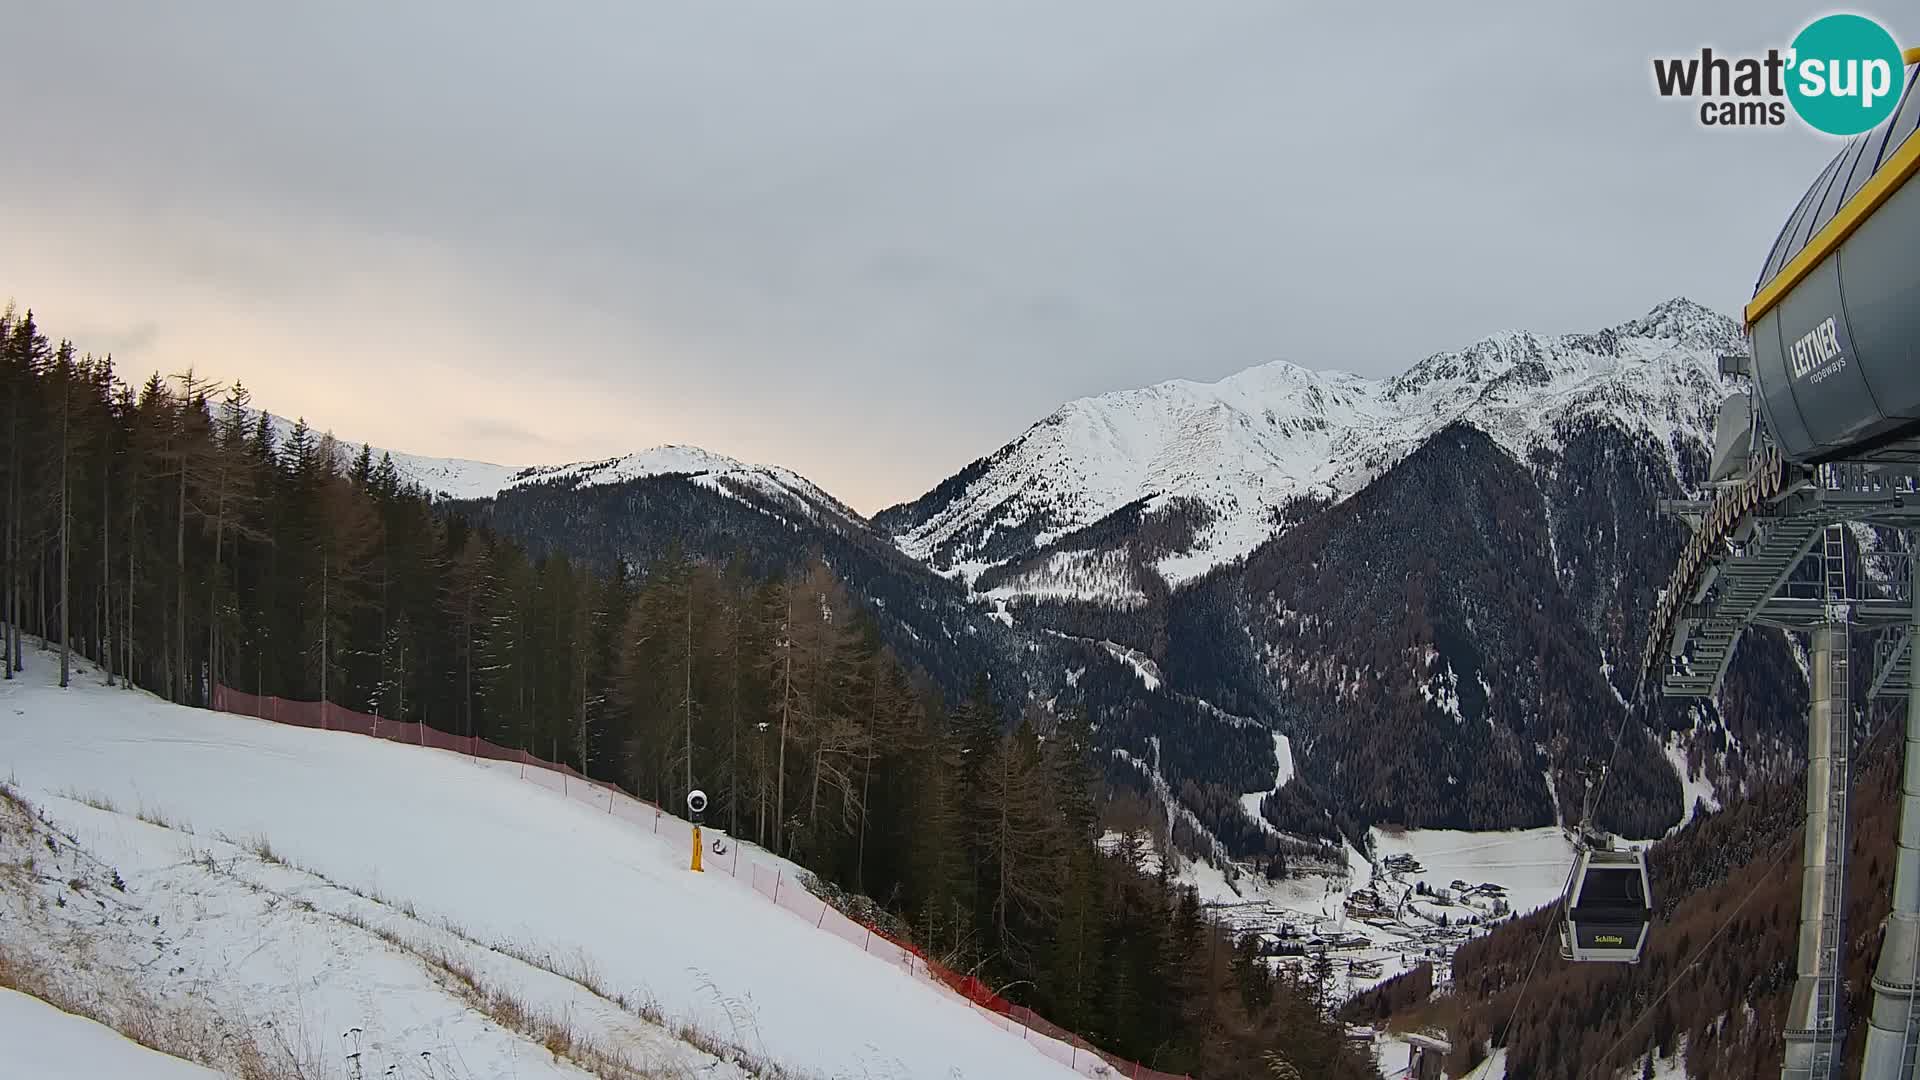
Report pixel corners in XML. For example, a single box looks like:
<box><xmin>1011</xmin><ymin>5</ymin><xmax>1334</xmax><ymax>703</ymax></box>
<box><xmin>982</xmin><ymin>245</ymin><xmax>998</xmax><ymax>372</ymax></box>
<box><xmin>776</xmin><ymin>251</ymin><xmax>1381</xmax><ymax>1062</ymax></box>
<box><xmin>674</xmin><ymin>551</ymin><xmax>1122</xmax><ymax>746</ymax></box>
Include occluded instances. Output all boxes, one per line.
<box><xmin>1786</xmin><ymin>14</ymin><xmax>1907</xmax><ymax>135</ymax></box>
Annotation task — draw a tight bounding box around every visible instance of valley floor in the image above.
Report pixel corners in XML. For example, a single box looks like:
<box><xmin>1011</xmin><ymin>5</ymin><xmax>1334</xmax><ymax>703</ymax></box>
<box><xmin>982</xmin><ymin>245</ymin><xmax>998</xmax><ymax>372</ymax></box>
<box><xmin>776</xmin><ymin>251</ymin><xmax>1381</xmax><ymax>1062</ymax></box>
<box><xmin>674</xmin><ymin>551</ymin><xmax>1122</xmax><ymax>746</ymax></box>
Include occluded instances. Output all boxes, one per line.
<box><xmin>1158</xmin><ymin>823</ymin><xmax>1576</xmax><ymax>1007</ymax></box>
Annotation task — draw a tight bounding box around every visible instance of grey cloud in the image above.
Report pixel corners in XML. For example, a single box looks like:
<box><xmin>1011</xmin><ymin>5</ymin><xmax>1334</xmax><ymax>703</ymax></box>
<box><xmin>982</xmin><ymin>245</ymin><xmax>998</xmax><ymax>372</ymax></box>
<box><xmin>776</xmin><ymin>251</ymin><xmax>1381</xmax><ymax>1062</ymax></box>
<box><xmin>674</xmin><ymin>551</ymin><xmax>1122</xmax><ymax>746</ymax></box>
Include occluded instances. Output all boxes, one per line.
<box><xmin>0</xmin><ymin>0</ymin><xmax>1894</xmax><ymax>512</ymax></box>
<box><xmin>458</xmin><ymin>417</ymin><xmax>563</xmax><ymax>452</ymax></box>
<box><xmin>68</xmin><ymin>319</ymin><xmax>160</xmax><ymax>359</ymax></box>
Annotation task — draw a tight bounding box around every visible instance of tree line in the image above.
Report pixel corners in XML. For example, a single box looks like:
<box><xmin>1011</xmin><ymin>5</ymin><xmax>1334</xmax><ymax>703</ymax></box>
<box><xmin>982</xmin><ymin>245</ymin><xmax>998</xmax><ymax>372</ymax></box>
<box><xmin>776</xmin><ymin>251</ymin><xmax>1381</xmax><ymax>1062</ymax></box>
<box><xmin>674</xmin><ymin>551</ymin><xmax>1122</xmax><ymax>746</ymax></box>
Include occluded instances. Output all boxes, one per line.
<box><xmin>1415</xmin><ymin>711</ymin><xmax>1901</xmax><ymax>1079</ymax></box>
<box><xmin>0</xmin><ymin>306</ymin><xmax>1376</xmax><ymax>1079</ymax></box>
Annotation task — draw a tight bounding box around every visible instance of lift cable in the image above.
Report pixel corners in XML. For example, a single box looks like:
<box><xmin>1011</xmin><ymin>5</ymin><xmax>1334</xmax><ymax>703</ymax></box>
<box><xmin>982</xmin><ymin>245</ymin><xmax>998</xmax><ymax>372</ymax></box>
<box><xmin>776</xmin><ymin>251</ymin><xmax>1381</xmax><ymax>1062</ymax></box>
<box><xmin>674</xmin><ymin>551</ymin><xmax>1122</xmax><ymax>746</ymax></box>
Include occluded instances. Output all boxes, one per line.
<box><xmin>1575</xmin><ymin>835</ymin><xmax>1798</xmax><ymax>1080</ymax></box>
<box><xmin>1493</xmin><ymin>685</ymin><xmax>1648</xmax><ymax>1060</ymax></box>
<box><xmin>1490</xmin><ymin>860</ymin><xmax>1579</xmax><ymax>1056</ymax></box>
<box><xmin>1582</xmin><ymin>689</ymin><xmax>1644</xmax><ymax>841</ymax></box>
<box><xmin>1576</xmin><ymin>703</ymin><xmax>1899</xmax><ymax>1080</ymax></box>
<box><xmin>1501</xmin><ymin>457</ymin><xmax>1792</xmax><ymax>1064</ymax></box>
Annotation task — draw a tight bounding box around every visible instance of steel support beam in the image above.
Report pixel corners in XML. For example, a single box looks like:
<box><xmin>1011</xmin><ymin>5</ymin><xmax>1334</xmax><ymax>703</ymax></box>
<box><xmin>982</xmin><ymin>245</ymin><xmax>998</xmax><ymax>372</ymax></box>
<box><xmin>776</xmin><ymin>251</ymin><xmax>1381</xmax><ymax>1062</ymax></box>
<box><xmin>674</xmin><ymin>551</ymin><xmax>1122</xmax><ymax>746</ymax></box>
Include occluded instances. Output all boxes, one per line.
<box><xmin>1783</xmin><ymin>611</ymin><xmax>1851</xmax><ymax>1079</ymax></box>
<box><xmin>1861</xmin><ymin>540</ymin><xmax>1920</xmax><ymax>1079</ymax></box>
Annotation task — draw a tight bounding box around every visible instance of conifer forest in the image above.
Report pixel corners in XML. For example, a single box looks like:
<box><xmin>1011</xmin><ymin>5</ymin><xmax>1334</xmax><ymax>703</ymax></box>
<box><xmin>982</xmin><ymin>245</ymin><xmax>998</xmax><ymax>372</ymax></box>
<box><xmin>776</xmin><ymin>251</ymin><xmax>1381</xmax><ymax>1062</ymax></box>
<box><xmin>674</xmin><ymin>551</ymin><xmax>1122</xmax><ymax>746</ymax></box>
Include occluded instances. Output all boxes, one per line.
<box><xmin>0</xmin><ymin>305</ymin><xmax>1375</xmax><ymax>1078</ymax></box>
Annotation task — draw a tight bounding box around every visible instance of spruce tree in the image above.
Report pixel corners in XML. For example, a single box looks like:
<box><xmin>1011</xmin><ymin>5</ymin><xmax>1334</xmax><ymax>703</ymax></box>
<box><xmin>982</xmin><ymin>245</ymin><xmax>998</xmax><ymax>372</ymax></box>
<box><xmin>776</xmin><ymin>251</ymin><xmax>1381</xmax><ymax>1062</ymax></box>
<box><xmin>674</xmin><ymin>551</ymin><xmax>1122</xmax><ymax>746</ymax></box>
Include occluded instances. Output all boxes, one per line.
<box><xmin>0</xmin><ymin>305</ymin><xmax>1388</xmax><ymax>1080</ymax></box>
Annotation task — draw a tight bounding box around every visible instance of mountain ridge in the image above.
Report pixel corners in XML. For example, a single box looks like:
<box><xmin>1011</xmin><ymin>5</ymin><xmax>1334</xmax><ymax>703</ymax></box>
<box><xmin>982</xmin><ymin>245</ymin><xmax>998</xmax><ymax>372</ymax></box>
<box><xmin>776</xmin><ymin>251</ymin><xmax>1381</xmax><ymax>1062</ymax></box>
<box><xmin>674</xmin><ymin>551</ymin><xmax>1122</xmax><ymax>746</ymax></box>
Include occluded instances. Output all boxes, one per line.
<box><xmin>875</xmin><ymin>297</ymin><xmax>1740</xmax><ymax>599</ymax></box>
<box><xmin>322</xmin><ymin>296</ymin><xmax>1794</xmax><ymax>848</ymax></box>
<box><xmin>303</xmin><ymin>295</ymin><xmax>1738</xmax><ymax>606</ymax></box>
<box><xmin>262</xmin><ymin>408</ymin><xmax>862</xmax><ymax>526</ymax></box>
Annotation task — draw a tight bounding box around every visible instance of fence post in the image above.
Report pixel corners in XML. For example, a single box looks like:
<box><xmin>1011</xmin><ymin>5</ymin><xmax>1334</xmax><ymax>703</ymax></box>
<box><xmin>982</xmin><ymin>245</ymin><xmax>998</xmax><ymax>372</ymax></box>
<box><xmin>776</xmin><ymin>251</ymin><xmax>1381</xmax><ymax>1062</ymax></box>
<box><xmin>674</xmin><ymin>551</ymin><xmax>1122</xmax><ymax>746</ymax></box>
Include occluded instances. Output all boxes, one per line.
<box><xmin>654</xmin><ymin>808</ymin><xmax>660</xmax><ymax>834</ymax></box>
<box><xmin>321</xmin><ymin>699</ymin><xmax>327</xmax><ymax>731</ymax></box>
<box><xmin>731</xmin><ymin>843</ymin><xmax>740</xmax><ymax>877</ymax></box>
<box><xmin>773</xmin><ymin>869</ymin><xmax>782</xmax><ymax>903</ymax></box>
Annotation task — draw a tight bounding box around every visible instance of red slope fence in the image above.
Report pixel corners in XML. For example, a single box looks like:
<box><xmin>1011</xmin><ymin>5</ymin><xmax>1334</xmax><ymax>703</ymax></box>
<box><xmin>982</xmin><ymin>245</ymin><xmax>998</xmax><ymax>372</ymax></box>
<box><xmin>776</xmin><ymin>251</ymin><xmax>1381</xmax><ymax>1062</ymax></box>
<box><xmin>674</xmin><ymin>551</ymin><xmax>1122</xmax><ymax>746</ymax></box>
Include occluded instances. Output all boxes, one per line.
<box><xmin>209</xmin><ymin>686</ymin><xmax>1190</xmax><ymax>1080</ymax></box>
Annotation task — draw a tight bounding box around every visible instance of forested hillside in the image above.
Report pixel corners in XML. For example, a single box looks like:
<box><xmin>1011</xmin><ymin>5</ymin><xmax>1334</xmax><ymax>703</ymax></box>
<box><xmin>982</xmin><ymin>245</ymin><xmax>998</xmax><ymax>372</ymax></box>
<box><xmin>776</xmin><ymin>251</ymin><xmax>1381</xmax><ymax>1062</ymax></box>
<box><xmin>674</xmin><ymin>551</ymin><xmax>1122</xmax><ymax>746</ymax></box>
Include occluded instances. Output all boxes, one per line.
<box><xmin>450</xmin><ymin>425</ymin><xmax>1327</xmax><ymax>883</ymax></box>
<box><xmin>0</xmin><ymin>305</ymin><xmax>1377</xmax><ymax>1079</ymax></box>
<box><xmin>447</xmin><ymin>463</ymin><xmax>1028</xmax><ymax>718</ymax></box>
<box><xmin>1361</xmin><ymin>707</ymin><xmax>1907</xmax><ymax>1079</ymax></box>
<box><xmin>991</xmin><ymin>416</ymin><xmax>1806</xmax><ymax>848</ymax></box>
<box><xmin>371</xmin><ymin>303</ymin><xmax>1819</xmax><ymax>878</ymax></box>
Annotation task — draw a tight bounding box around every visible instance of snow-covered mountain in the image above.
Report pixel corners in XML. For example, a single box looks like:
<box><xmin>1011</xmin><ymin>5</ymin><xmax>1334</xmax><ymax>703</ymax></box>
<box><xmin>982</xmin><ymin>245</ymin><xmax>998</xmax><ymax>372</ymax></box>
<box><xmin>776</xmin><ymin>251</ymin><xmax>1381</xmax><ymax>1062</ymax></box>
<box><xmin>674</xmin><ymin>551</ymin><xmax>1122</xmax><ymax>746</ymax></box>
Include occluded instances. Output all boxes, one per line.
<box><xmin>263</xmin><ymin>410</ymin><xmax>856</xmax><ymax>523</ymax></box>
<box><xmin>488</xmin><ymin>446</ymin><xmax>863</xmax><ymax>525</ymax></box>
<box><xmin>877</xmin><ymin>298</ymin><xmax>1741</xmax><ymax>598</ymax></box>
<box><xmin>230</xmin><ymin>296</ymin><xmax>1795</xmax><ymax>847</ymax></box>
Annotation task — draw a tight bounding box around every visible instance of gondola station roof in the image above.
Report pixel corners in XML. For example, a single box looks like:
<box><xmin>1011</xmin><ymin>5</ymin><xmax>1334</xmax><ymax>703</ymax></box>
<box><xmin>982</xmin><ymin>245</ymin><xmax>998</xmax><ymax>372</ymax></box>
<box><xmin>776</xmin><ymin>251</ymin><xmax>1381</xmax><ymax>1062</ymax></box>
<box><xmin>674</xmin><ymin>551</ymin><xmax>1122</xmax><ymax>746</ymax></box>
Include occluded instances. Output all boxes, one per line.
<box><xmin>1749</xmin><ymin>50</ymin><xmax>1920</xmax><ymax>466</ymax></box>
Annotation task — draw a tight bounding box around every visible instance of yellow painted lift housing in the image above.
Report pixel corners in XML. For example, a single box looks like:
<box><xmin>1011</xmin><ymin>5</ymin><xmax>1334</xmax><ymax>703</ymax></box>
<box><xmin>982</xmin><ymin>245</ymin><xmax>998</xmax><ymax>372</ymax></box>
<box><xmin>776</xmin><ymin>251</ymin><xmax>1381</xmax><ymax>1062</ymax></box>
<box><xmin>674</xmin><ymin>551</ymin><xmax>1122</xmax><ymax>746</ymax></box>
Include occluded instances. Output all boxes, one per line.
<box><xmin>1746</xmin><ymin>51</ymin><xmax>1920</xmax><ymax>466</ymax></box>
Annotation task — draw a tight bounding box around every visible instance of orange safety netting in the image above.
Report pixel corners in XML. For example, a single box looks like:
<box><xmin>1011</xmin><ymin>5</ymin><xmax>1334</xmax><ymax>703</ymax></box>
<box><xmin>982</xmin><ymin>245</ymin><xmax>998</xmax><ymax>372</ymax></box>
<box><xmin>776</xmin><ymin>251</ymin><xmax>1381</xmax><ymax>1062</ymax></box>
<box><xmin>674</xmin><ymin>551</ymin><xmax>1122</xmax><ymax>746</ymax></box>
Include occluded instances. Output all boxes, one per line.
<box><xmin>209</xmin><ymin>686</ymin><xmax>1190</xmax><ymax>1080</ymax></box>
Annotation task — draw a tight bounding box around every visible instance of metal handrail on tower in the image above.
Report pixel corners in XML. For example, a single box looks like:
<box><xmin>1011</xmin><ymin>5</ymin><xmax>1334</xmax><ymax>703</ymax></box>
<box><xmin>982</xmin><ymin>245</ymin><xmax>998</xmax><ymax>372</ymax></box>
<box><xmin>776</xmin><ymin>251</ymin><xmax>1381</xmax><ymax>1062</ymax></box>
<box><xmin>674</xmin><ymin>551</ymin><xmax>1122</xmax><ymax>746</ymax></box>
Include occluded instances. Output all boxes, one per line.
<box><xmin>1861</xmin><ymin>537</ymin><xmax>1920</xmax><ymax>1078</ymax></box>
<box><xmin>1783</xmin><ymin>525</ymin><xmax>1854</xmax><ymax>1079</ymax></box>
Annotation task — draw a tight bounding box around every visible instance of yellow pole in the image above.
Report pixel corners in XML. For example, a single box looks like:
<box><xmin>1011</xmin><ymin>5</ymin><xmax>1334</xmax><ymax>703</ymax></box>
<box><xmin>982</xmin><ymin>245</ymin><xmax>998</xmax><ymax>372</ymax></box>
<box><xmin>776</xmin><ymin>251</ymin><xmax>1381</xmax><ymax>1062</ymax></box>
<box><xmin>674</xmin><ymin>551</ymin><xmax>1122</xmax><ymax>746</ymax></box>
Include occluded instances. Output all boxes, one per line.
<box><xmin>691</xmin><ymin>825</ymin><xmax>704</xmax><ymax>872</ymax></box>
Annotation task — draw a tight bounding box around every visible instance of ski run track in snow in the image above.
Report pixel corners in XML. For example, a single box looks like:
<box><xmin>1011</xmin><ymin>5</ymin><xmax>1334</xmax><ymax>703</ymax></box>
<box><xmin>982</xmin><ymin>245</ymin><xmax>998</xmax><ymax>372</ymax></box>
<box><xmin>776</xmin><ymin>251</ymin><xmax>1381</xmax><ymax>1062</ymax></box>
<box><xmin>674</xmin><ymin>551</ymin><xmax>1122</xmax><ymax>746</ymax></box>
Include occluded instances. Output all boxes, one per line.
<box><xmin>0</xmin><ymin>651</ymin><xmax>1133</xmax><ymax>1080</ymax></box>
<box><xmin>2</xmin><ymin>654</ymin><xmax>1645</xmax><ymax>1079</ymax></box>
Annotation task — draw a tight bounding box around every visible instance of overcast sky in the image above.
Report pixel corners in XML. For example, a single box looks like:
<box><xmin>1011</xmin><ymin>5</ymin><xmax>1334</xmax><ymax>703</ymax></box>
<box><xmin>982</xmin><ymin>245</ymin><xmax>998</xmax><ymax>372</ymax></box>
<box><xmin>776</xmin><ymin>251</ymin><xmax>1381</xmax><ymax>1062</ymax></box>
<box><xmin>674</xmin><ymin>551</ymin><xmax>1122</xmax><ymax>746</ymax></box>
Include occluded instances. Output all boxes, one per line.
<box><xmin>1</xmin><ymin>2</ymin><xmax>1897</xmax><ymax>512</ymax></box>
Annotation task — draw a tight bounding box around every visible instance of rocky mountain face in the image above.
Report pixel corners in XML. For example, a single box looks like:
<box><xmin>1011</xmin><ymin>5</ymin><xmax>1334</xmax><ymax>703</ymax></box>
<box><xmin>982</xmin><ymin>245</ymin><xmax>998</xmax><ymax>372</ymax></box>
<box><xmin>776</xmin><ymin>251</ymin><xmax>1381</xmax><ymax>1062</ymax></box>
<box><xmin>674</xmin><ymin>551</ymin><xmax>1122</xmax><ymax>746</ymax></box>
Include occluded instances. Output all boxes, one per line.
<box><xmin>877</xmin><ymin>299</ymin><xmax>1743</xmax><ymax>601</ymax></box>
<box><xmin>915</xmin><ymin>298</ymin><xmax>1804</xmax><ymax>849</ymax></box>
<box><xmin>389</xmin><ymin>298</ymin><xmax>1809</xmax><ymax>862</ymax></box>
<box><xmin>1187</xmin><ymin>419</ymin><xmax>1803</xmax><ymax>838</ymax></box>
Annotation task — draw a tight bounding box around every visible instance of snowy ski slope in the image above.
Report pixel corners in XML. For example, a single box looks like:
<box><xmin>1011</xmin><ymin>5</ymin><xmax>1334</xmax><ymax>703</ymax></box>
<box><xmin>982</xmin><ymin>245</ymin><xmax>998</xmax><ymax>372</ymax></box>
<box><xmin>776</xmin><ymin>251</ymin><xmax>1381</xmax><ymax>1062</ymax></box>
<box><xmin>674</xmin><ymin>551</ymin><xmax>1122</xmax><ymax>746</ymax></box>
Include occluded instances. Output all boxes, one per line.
<box><xmin>0</xmin><ymin>988</ymin><xmax>221</xmax><ymax>1079</ymax></box>
<box><xmin>0</xmin><ymin>656</ymin><xmax>1085</xmax><ymax>1080</ymax></box>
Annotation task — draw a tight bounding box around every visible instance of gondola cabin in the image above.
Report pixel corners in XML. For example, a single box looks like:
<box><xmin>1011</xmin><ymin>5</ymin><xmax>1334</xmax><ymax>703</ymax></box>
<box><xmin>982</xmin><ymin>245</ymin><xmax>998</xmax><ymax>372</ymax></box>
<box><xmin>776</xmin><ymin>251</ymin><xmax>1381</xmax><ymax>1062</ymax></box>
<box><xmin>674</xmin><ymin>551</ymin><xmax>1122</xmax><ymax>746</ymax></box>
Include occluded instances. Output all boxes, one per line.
<box><xmin>1560</xmin><ymin>848</ymin><xmax>1652</xmax><ymax>964</ymax></box>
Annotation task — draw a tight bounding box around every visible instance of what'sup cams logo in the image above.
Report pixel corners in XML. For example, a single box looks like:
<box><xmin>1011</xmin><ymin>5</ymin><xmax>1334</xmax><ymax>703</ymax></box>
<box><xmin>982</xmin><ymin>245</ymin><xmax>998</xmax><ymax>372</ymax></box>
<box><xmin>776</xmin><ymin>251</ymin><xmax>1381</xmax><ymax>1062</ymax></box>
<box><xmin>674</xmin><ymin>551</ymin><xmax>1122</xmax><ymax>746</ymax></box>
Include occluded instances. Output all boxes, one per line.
<box><xmin>1653</xmin><ymin>13</ymin><xmax>1908</xmax><ymax>134</ymax></box>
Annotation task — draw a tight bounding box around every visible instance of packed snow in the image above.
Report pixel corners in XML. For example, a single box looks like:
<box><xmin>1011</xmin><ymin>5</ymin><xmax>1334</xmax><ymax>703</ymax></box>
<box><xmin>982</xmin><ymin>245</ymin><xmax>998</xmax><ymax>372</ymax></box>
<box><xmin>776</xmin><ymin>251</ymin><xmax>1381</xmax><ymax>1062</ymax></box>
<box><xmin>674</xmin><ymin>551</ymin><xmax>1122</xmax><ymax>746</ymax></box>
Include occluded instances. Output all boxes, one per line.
<box><xmin>1367</xmin><ymin>826</ymin><xmax>1575</xmax><ymax>919</ymax></box>
<box><xmin>1270</xmin><ymin>733</ymin><xmax>1296</xmax><ymax>789</ymax></box>
<box><xmin>1154</xmin><ymin>821</ymin><xmax>1575</xmax><ymax>1015</ymax></box>
<box><xmin>888</xmin><ymin>298</ymin><xmax>1737</xmax><ymax>597</ymax></box>
<box><xmin>1101</xmin><ymin>640</ymin><xmax>1164</xmax><ymax>691</ymax></box>
<box><xmin>1371</xmin><ymin>1033</ymin><xmax>1415</xmax><ymax>1079</ymax></box>
<box><xmin>1368</xmin><ymin>1031</ymin><xmax>1459</xmax><ymax>1080</ymax></box>
<box><xmin>1663</xmin><ymin>738</ymin><xmax>1721</xmax><ymax>833</ymax></box>
<box><xmin>0</xmin><ymin>988</ymin><xmax>221</xmax><ymax>1079</ymax></box>
<box><xmin>0</xmin><ymin>786</ymin><xmax>748</xmax><ymax>1080</ymax></box>
<box><xmin>0</xmin><ymin>654</ymin><xmax>1089</xmax><ymax>1080</ymax></box>
<box><xmin>1237</xmin><ymin>732</ymin><xmax>1294</xmax><ymax>835</ymax></box>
